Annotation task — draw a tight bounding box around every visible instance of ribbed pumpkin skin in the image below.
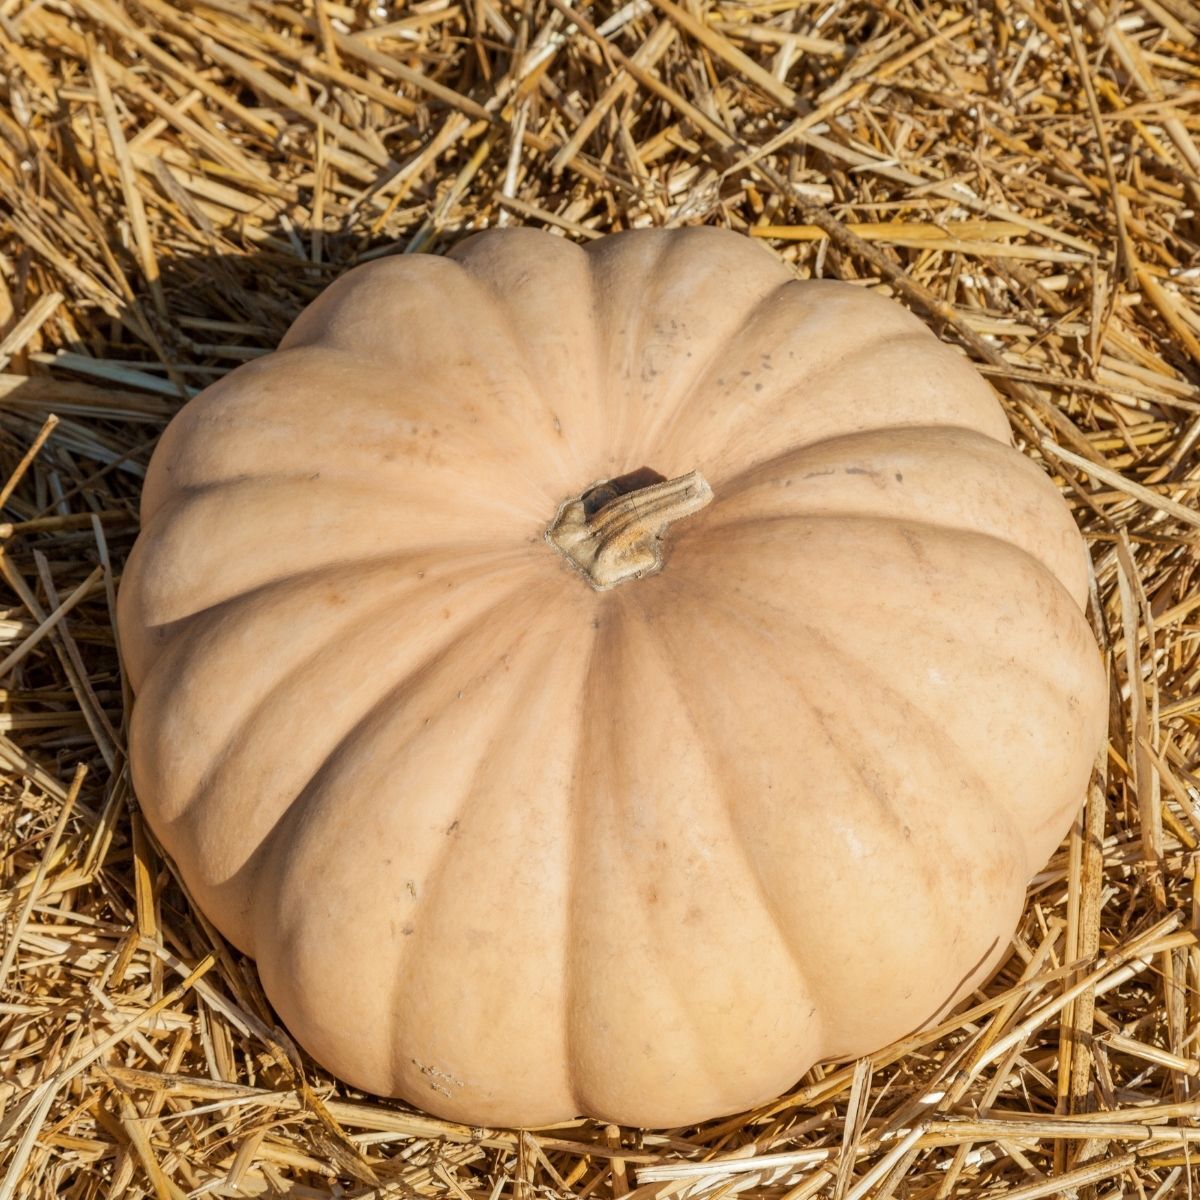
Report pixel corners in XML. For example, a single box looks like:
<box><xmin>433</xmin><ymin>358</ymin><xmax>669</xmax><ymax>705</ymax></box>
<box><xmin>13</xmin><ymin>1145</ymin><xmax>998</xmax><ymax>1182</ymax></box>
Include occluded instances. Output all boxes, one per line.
<box><xmin>118</xmin><ymin>226</ymin><xmax>1106</xmax><ymax>1129</ymax></box>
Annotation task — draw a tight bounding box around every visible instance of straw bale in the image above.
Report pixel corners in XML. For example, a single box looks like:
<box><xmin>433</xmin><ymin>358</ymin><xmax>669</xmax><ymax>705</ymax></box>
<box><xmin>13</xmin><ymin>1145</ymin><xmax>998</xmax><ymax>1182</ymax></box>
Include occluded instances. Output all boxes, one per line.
<box><xmin>1</xmin><ymin>1</ymin><xmax>1199</xmax><ymax>1197</ymax></box>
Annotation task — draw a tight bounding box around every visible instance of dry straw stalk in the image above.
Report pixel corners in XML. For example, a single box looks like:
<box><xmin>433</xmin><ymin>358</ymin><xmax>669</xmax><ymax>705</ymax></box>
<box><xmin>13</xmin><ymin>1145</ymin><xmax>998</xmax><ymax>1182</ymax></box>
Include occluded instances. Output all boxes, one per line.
<box><xmin>1</xmin><ymin>0</ymin><xmax>1199</xmax><ymax>1198</ymax></box>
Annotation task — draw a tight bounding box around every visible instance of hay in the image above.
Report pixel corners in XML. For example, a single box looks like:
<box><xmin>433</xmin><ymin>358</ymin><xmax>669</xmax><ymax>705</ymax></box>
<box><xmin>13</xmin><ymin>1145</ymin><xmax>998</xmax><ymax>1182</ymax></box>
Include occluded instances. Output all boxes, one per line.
<box><xmin>1</xmin><ymin>0</ymin><xmax>1199</xmax><ymax>1196</ymax></box>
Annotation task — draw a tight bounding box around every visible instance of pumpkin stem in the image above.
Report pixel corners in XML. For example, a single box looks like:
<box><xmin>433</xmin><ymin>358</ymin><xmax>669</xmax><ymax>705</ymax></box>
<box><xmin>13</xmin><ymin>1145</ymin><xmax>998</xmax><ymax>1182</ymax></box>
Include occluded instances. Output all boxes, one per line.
<box><xmin>546</xmin><ymin>469</ymin><xmax>713</xmax><ymax>591</ymax></box>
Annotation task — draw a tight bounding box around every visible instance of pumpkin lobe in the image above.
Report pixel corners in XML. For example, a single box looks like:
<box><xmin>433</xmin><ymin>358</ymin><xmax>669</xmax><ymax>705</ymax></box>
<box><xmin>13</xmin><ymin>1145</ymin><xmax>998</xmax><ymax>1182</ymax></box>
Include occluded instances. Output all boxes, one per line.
<box><xmin>547</xmin><ymin>468</ymin><xmax>712</xmax><ymax>591</ymax></box>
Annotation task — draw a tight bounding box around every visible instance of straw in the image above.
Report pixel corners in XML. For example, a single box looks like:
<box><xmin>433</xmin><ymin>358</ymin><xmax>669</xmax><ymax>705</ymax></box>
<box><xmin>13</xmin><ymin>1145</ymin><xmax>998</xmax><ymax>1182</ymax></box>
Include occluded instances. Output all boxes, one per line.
<box><xmin>1</xmin><ymin>1</ymin><xmax>1198</xmax><ymax>1197</ymax></box>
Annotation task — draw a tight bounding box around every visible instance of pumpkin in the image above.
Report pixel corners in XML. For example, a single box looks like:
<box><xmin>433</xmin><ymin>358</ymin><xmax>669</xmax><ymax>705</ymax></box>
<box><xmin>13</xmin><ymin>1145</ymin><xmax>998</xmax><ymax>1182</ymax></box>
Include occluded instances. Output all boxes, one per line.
<box><xmin>118</xmin><ymin>225</ymin><xmax>1106</xmax><ymax>1129</ymax></box>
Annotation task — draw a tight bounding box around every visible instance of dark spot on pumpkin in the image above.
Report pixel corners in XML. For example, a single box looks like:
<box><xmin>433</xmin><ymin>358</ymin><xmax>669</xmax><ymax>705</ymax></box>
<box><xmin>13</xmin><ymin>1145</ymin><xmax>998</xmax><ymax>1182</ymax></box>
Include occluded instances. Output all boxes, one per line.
<box><xmin>901</xmin><ymin>528</ymin><xmax>931</xmax><ymax>569</ymax></box>
<box><xmin>447</xmin><ymin>820</ymin><xmax>460</xmax><ymax>835</ymax></box>
<box><xmin>754</xmin><ymin>382</ymin><xmax>763</xmax><ymax>391</ymax></box>
<box><xmin>895</xmin><ymin>471</ymin><xmax>904</xmax><ymax>482</ymax></box>
<box><xmin>402</xmin><ymin>925</ymin><xmax>414</xmax><ymax>936</ymax></box>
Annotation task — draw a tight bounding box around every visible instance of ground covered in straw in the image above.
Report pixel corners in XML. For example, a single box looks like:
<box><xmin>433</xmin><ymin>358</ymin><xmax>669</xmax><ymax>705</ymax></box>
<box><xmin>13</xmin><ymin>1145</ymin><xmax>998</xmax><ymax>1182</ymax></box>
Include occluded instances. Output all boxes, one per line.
<box><xmin>1</xmin><ymin>0</ymin><xmax>1199</xmax><ymax>1197</ymax></box>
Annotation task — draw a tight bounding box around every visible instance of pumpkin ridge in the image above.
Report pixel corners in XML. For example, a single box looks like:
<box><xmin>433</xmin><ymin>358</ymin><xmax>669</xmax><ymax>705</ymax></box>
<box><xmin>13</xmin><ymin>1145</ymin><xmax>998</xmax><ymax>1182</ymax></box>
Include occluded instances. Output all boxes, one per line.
<box><xmin>675</xmin><ymin>532</ymin><xmax>1094</xmax><ymax>784</ymax></box>
<box><xmin>916</xmin><ymin>933</ymin><xmax>1008</xmax><ymax>1031</ymax></box>
<box><xmin>634</xmin><ymin>593</ymin><xmax>828</xmax><ymax>1052</ymax></box>
<box><xmin>589</xmin><ymin>230</ymin><xmax>680</xmax><ymax>461</ymax></box>
<box><xmin>692</xmin><ymin>507</ymin><xmax>1088</xmax><ymax>618</ymax></box>
<box><xmin>146</xmin><ymin>562</ymin><xmax>542</xmax><ymax>950</ymax></box>
<box><xmin>581</xmin><ymin>238</ymin><xmax>611</xmax><ymax>475</ymax></box>
<box><xmin>125</xmin><ymin>471</ymin><xmax>546</xmax><ymax>632</ymax></box>
<box><xmin>627</xmin><ymin>277</ymin><xmax>795</xmax><ymax>466</ymax></box>
<box><xmin>378</xmin><ymin>604</ymin><xmax>577</xmax><ymax>1102</ymax></box>
<box><xmin>562</xmin><ymin>612</ymin><xmax>603</xmax><ymax>1119</ymax></box>
<box><xmin>646</xmin><ymin>578</ymin><xmax>969</xmax><ymax>1057</ymax></box>
<box><xmin>582</xmin><ymin>227</ymin><xmax>791</xmax><ymax>471</ymax></box>
<box><xmin>653</xmin><ymin>582</ymin><xmax>1022</xmax><ymax>1052</ymax></box>
<box><xmin>796</xmin><ymin>619</ymin><xmax>1031</xmax><ymax>887</ymax></box>
<box><xmin>449</xmin><ymin>233</ymin><xmax>595</xmax><ymax>485</ymax></box>
<box><xmin>125</xmin><ymin>542</ymin><xmax>525</xmax><ymax>686</ymax></box>
<box><xmin>705</xmin><ymin>416</ymin><xmax>992</xmax><ymax>493</ymax></box>
<box><xmin>139</xmin><ymin>343</ymin><xmax>534</xmax><ymax>518</ymax></box>
<box><xmin>672</xmin><ymin>553</ymin><xmax>1060</xmax><ymax>877</ymax></box>
<box><xmin>697</xmin><ymin>425</ymin><xmax>1083</xmax><ymax>602</ymax></box>
<box><xmin>657</xmin><ymin>579</ymin><xmax>914</xmax><ymax>846</ymax></box>
<box><xmin>710</xmin><ymin>423</ymin><xmax>1013</xmax><ymax>498</ymax></box>
<box><xmin>183</xmin><ymin>554</ymin><xmax>538</xmax><ymax>800</ymax></box>
<box><xmin>247</xmin><ymin>573</ymin><xmax>556</xmax><ymax>969</ymax></box>
<box><xmin>566</xmin><ymin>593</ymin><xmax>739</xmax><ymax>1115</ymax></box>
<box><xmin>134</xmin><ymin>348</ymin><xmax>324</xmax><ymax>523</ymax></box>
<box><xmin>159</xmin><ymin>469</ymin><xmax>550</xmax><ymax>523</ymax></box>
<box><xmin>660</xmin><ymin>326</ymin><xmax>972</xmax><ymax>487</ymax></box>
<box><xmin>274</xmin><ymin>252</ymin><xmax>462</xmax><ymax>357</ymax></box>
<box><xmin>272</xmin><ymin>254</ymin><xmax>577</xmax><ymax>507</ymax></box>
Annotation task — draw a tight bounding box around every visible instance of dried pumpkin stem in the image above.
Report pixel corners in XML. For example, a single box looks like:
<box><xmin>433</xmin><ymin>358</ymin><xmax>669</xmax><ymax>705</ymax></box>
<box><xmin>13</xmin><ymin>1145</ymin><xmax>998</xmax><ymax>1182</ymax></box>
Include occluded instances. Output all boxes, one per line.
<box><xmin>546</xmin><ymin>469</ymin><xmax>713</xmax><ymax>591</ymax></box>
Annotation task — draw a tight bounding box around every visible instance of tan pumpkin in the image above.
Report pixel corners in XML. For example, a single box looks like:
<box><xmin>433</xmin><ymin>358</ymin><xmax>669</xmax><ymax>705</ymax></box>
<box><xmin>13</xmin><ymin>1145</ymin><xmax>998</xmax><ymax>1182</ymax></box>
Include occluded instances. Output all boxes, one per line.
<box><xmin>118</xmin><ymin>226</ymin><xmax>1106</xmax><ymax>1129</ymax></box>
